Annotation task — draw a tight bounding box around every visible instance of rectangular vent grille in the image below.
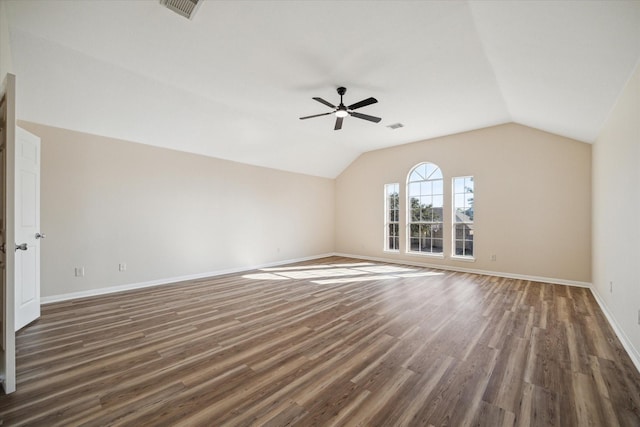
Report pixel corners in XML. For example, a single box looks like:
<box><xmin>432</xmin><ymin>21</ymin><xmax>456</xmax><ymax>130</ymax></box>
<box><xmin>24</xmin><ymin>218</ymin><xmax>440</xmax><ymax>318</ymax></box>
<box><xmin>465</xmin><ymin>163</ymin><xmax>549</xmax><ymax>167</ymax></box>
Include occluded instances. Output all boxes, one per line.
<box><xmin>160</xmin><ymin>0</ymin><xmax>202</xmax><ymax>20</ymax></box>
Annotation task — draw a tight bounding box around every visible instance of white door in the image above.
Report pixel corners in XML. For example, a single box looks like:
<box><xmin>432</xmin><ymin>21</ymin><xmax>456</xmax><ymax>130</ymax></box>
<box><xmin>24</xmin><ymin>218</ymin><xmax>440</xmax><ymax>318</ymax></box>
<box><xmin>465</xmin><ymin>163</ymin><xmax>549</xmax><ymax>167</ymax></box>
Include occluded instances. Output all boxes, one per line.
<box><xmin>14</xmin><ymin>126</ymin><xmax>41</xmax><ymax>331</ymax></box>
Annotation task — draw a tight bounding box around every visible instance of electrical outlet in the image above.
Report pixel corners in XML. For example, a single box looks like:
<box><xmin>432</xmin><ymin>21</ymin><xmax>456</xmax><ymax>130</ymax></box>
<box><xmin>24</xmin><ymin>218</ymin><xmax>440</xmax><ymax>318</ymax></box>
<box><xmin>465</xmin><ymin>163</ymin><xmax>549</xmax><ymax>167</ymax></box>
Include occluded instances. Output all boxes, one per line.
<box><xmin>490</xmin><ymin>254</ymin><xmax>497</xmax><ymax>261</ymax></box>
<box><xmin>637</xmin><ymin>309</ymin><xmax>640</xmax><ymax>325</ymax></box>
<box><xmin>610</xmin><ymin>281</ymin><xmax>613</xmax><ymax>293</ymax></box>
<box><xmin>74</xmin><ymin>267</ymin><xmax>85</xmax><ymax>277</ymax></box>
<box><xmin>119</xmin><ymin>263</ymin><xmax>127</xmax><ymax>272</ymax></box>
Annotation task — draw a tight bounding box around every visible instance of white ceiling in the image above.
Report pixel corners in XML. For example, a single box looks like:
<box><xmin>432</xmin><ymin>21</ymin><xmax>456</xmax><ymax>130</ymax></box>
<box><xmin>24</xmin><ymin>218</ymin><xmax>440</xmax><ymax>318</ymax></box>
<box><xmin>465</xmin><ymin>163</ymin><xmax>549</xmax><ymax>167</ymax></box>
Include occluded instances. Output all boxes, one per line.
<box><xmin>4</xmin><ymin>0</ymin><xmax>640</xmax><ymax>178</ymax></box>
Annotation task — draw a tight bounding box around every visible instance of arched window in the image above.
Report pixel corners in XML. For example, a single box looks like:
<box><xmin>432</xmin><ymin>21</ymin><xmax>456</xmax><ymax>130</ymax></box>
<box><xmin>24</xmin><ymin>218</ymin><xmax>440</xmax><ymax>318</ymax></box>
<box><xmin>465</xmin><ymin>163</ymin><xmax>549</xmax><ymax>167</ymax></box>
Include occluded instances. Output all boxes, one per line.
<box><xmin>407</xmin><ymin>162</ymin><xmax>444</xmax><ymax>254</ymax></box>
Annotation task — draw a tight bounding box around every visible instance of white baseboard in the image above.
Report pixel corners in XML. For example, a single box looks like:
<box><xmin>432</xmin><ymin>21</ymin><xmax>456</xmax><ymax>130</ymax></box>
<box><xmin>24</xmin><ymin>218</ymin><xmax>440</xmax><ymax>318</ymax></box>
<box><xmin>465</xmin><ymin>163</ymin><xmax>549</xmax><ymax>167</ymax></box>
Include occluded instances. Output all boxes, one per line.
<box><xmin>333</xmin><ymin>252</ymin><xmax>592</xmax><ymax>288</ymax></box>
<box><xmin>41</xmin><ymin>251</ymin><xmax>589</xmax><ymax>304</ymax></box>
<box><xmin>590</xmin><ymin>288</ymin><xmax>640</xmax><ymax>374</ymax></box>
<box><xmin>41</xmin><ymin>253</ymin><xmax>334</xmax><ymax>304</ymax></box>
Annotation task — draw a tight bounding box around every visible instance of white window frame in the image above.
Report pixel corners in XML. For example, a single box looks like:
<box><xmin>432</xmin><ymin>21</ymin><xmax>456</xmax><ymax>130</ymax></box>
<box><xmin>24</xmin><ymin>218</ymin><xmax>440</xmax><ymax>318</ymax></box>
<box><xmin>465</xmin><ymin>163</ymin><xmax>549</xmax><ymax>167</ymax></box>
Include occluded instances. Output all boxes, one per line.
<box><xmin>452</xmin><ymin>176</ymin><xmax>474</xmax><ymax>260</ymax></box>
<box><xmin>406</xmin><ymin>162</ymin><xmax>444</xmax><ymax>257</ymax></box>
<box><xmin>384</xmin><ymin>183</ymin><xmax>400</xmax><ymax>252</ymax></box>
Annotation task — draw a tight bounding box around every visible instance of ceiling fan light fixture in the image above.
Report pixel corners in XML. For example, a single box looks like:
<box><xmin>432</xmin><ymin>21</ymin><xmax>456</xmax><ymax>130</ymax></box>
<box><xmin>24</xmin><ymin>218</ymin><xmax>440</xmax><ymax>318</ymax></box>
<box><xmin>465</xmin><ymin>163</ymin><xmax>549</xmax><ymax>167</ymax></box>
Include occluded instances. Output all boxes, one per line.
<box><xmin>300</xmin><ymin>86</ymin><xmax>381</xmax><ymax>130</ymax></box>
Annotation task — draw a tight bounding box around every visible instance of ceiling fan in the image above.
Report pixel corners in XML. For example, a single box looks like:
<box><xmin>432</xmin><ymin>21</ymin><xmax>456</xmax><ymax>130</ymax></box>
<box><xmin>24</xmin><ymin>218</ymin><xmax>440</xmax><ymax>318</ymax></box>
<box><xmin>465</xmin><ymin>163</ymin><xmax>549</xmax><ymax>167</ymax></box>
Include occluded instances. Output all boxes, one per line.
<box><xmin>299</xmin><ymin>87</ymin><xmax>382</xmax><ymax>130</ymax></box>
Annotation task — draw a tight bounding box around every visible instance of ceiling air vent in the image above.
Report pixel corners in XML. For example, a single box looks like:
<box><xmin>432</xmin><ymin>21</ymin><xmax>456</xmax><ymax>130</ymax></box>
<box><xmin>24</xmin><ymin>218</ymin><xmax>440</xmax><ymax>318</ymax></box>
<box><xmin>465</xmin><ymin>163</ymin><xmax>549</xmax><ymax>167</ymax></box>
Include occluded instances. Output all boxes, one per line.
<box><xmin>160</xmin><ymin>0</ymin><xmax>202</xmax><ymax>20</ymax></box>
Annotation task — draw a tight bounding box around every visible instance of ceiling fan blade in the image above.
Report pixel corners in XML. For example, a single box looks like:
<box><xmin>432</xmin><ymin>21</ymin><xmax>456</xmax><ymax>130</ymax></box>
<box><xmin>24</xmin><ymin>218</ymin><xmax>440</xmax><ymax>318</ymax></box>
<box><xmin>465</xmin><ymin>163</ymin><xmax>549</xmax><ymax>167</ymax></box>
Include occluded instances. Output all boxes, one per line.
<box><xmin>313</xmin><ymin>97</ymin><xmax>336</xmax><ymax>109</ymax></box>
<box><xmin>349</xmin><ymin>111</ymin><xmax>382</xmax><ymax>123</ymax></box>
<box><xmin>348</xmin><ymin>97</ymin><xmax>377</xmax><ymax>110</ymax></box>
<box><xmin>334</xmin><ymin>116</ymin><xmax>344</xmax><ymax>130</ymax></box>
<box><xmin>300</xmin><ymin>112</ymin><xmax>333</xmax><ymax>120</ymax></box>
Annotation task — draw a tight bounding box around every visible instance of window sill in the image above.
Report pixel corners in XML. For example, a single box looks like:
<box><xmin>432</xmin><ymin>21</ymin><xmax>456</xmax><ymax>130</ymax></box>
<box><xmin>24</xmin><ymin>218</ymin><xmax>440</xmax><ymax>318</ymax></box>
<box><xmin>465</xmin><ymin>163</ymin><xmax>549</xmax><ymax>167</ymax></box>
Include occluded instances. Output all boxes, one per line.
<box><xmin>406</xmin><ymin>251</ymin><xmax>445</xmax><ymax>259</ymax></box>
<box><xmin>383</xmin><ymin>249</ymin><xmax>400</xmax><ymax>254</ymax></box>
<box><xmin>451</xmin><ymin>255</ymin><xmax>475</xmax><ymax>262</ymax></box>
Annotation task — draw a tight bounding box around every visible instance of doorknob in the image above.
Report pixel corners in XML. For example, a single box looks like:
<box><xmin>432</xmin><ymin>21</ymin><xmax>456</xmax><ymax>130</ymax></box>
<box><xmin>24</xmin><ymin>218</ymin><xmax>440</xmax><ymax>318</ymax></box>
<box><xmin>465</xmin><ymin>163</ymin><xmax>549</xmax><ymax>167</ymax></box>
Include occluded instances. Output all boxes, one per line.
<box><xmin>15</xmin><ymin>243</ymin><xmax>28</xmax><ymax>251</ymax></box>
<box><xmin>35</xmin><ymin>232</ymin><xmax>46</xmax><ymax>239</ymax></box>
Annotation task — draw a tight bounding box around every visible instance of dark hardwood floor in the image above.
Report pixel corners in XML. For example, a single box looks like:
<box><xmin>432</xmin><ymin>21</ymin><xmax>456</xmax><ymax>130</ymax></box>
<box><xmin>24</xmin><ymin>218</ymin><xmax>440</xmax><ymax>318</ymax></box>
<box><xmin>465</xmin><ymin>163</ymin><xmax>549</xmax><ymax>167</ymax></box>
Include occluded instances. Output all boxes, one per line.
<box><xmin>1</xmin><ymin>256</ymin><xmax>639</xmax><ymax>426</ymax></box>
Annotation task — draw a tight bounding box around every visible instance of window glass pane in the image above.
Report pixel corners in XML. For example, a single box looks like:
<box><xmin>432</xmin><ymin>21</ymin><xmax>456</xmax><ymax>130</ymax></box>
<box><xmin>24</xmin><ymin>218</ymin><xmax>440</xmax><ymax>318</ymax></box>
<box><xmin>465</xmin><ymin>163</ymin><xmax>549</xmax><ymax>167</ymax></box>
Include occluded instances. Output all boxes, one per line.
<box><xmin>455</xmin><ymin>194</ymin><xmax>464</xmax><ymax>209</ymax></box>
<box><xmin>432</xmin><ymin>195</ymin><xmax>443</xmax><ymax>208</ymax></box>
<box><xmin>464</xmin><ymin>239</ymin><xmax>473</xmax><ymax>256</ymax></box>
<box><xmin>431</xmin><ymin>224</ymin><xmax>443</xmax><ymax>239</ymax></box>
<box><xmin>409</xmin><ymin>182</ymin><xmax>420</xmax><ymax>196</ymax></box>
<box><xmin>432</xmin><ymin>207</ymin><xmax>442</xmax><ymax>222</ymax></box>
<box><xmin>457</xmin><ymin>208</ymin><xmax>471</xmax><ymax>222</ymax></box>
<box><xmin>425</xmin><ymin>163</ymin><xmax>442</xmax><ymax>180</ymax></box>
<box><xmin>411</xmin><ymin>206</ymin><xmax>420</xmax><ymax>221</ymax></box>
<box><xmin>391</xmin><ymin>197</ymin><xmax>399</xmax><ymax>211</ymax></box>
<box><xmin>454</xmin><ymin>177</ymin><xmax>465</xmax><ymax>193</ymax></box>
<box><xmin>420</xmin><ymin>164</ymin><xmax>429</xmax><ymax>180</ymax></box>
<box><xmin>465</xmin><ymin>194</ymin><xmax>474</xmax><ymax>208</ymax></box>
<box><xmin>432</xmin><ymin>180</ymin><xmax>443</xmax><ymax>195</ymax></box>
<box><xmin>453</xmin><ymin>225</ymin><xmax>474</xmax><ymax>256</ymax></box>
<box><xmin>421</xmin><ymin>195</ymin><xmax>432</xmax><ymax>208</ymax></box>
<box><xmin>433</xmin><ymin>208</ymin><xmax>443</xmax><ymax>222</ymax></box>
<box><xmin>466</xmin><ymin>223</ymin><xmax>474</xmax><ymax>236</ymax></box>
<box><xmin>421</xmin><ymin>181</ymin><xmax>432</xmax><ymax>196</ymax></box>
<box><xmin>465</xmin><ymin>245</ymin><xmax>471</xmax><ymax>256</ymax></box>
<box><xmin>424</xmin><ymin>163</ymin><xmax>435</xmax><ymax>179</ymax></box>
<box><xmin>432</xmin><ymin>239</ymin><xmax>443</xmax><ymax>253</ymax></box>
<box><xmin>420</xmin><ymin>207</ymin><xmax>430</xmax><ymax>222</ymax></box>
<box><xmin>465</xmin><ymin>177</ymin><xmax>474</xmax><ymax>191</ymax></box>
<box><xmin>419</xmin><ymin>234</ymin><xmax>431</xmax><ymax>252</ymax></box>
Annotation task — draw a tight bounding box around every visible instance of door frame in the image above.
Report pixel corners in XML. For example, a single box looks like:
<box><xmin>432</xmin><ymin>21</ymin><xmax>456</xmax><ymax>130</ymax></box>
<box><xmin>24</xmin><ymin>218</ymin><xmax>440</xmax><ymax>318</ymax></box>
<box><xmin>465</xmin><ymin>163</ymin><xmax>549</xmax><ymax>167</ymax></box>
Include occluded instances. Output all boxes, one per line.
<box><xmin>1</xmin><ymin>72</ymin><xmax>16</xmax><ymax>394</ymax></box>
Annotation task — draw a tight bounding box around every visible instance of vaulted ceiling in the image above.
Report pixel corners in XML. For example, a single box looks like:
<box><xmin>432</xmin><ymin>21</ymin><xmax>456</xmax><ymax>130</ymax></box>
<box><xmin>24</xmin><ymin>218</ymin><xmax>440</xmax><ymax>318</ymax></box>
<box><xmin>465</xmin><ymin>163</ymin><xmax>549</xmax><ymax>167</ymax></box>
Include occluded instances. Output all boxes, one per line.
<box><xmin>3</xmin><ymin>1</ymin><xmax>640</xmax><ymax>178</ymax></box>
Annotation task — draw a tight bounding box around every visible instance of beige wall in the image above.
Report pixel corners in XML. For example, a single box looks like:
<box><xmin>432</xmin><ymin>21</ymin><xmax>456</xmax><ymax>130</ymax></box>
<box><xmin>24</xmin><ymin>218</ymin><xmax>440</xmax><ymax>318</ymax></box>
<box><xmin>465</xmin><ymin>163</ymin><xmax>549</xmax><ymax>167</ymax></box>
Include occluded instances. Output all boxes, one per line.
<box><xmin>20</xmin><ymin>121</ymin><xmax>335</xmax><ymax>298</ymax></box>
<box><xmin>335</xmin><ymin>123</ymin><xmax>592</xmax><ymax>284</ymax></box>
<box><xmin>592</xmin><ymin>63</ymin><xmax>640</xmax><ymax>364</ymax></box>
<box><xmin>21</xmin><ymin>120</ymin><xmax>594</xmax><ymax>298</ymax></box>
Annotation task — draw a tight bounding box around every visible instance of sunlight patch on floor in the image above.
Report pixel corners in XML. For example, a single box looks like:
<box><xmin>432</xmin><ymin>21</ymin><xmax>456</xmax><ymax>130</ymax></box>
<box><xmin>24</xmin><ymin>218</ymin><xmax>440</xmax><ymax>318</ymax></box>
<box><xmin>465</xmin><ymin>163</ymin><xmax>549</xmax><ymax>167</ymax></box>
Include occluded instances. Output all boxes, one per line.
<box><xmin>242</xmin><ymin>261</ymin><xmax>444</xmax><ymax>283</ymax></box>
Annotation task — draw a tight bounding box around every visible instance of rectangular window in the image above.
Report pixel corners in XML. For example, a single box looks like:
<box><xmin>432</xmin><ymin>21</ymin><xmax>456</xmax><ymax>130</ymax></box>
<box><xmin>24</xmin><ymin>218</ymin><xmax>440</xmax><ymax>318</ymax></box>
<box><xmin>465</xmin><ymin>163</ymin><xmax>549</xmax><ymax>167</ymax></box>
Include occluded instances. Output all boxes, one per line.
<box><xmin>453</xmin><ymin>176</ymin><xmax>474</xmax><ymax>258</ymax></box>
<box><xmin>384</xmin><ymin>183</ymin><xmax>399</xmax><ymax>251</ymax></box>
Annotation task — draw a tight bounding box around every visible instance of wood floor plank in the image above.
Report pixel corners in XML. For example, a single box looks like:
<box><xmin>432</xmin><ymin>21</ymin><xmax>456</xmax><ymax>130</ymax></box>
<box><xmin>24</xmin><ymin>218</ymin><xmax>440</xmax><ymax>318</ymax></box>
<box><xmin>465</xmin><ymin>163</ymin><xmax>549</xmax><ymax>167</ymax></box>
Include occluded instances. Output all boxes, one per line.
<box><xmin>1</xmin><ymin>256</ymin><xmax>639</xmax><ymax>426</ymax></box>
